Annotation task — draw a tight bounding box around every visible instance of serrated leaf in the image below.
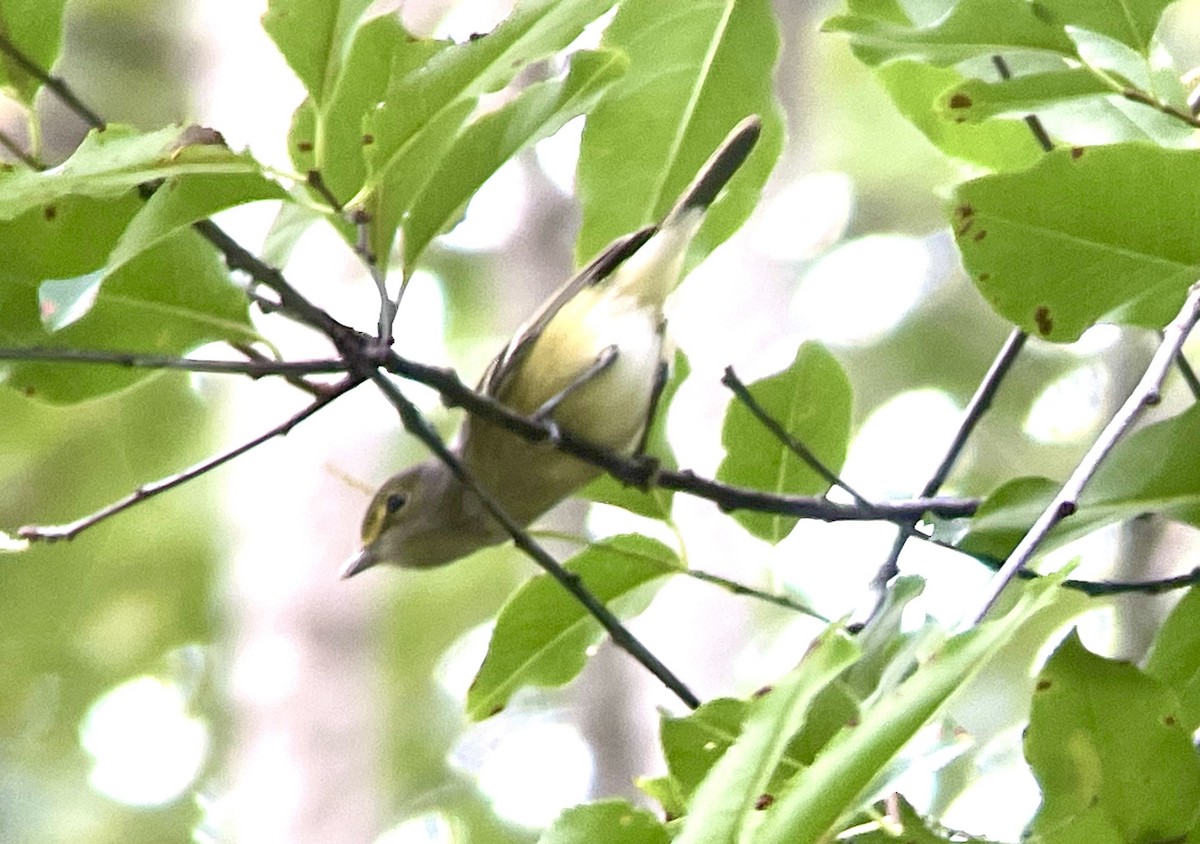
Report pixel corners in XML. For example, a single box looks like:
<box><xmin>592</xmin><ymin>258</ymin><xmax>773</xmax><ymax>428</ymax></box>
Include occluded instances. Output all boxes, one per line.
<box><xmin>674</xmin><ymin>629</ymin><xmax>860</xmax><ymax>844</ymax></box>
<box><xmin>466</xmin><ymin>535</ymin><xmax>678</xmax><ymax>720</ymax></box>
<box><xmin>952</xmin><ymin>143</ymin><xmax>1200</xmax><ymax>342</ymax></box>
<box><xmin>717</xmin><ymin>343</ymin><xmax>853</xmax><ymax>544</ymax></box>
<box><xmin>583</xmin><ymin>350</ymin><xmax>690</xmax><ymax>521</ymax></box>
<box><xmin>0</xmin><ymin>0</ymin><xmax>68</xmax><ymax>105</ymax></box>
<box><xmin>1025</xmin><ymin>632</ymin><xmax>1200</xmax><ymax>843</ymax></box>
<box><xmin>401</xmin><ymin>48</ymin><xmax>627</xmax><ymax>270</ymax></box>
<box><xmin>1145</xmin><ymin>585</ymin><xmax>1200</xmax><ymax>732</ymax></box>
<box><xmin>753</xmin><ymin>575</ymin><xmax>1066</xmax><ymax>844</ymax></box>
<box><xmin>539</xmin><ymin>800</ymin><xmax>669</xmax><ymax>844</ymax></box>
<box><xmin>576</xmin><ymin>0</ymin><xmax>783</xmax><ymax>270</ymax></box>
<box><xmin>0</xmin><ymin>126</ymin><xmax>265</xmax><ymax>221</ymax></box>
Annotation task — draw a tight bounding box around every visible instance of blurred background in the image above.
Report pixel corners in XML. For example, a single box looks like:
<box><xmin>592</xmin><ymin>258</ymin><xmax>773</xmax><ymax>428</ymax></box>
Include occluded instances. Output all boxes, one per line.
<box><xmin>5</xmin><ymin>0</ymin><xmax>1200</xmax><ymax>841</ymax></box>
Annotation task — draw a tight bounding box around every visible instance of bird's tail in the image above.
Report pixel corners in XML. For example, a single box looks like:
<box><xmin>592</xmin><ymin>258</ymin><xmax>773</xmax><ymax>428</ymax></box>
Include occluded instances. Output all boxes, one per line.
<box><xmin>665</xmin><ymin>115</ymin><xmax>763</xmax><ymax>222</ymax></box>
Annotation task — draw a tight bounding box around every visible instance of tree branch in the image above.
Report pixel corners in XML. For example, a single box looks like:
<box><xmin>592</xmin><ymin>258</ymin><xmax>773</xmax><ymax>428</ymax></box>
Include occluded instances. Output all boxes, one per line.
<box><xmin>18</xmin><ymin>376</ymin><xmax>363</xmax><ymax>543</ymax></box>
<box><xmin>969</xmin><ymin>281</ymin><xmax>1200</xmax><ymax>623</ymax></box>
<box><xmin>0</xmin><ymin>346</ymin><xmax>347</xmax><ymax>377</ymax></box>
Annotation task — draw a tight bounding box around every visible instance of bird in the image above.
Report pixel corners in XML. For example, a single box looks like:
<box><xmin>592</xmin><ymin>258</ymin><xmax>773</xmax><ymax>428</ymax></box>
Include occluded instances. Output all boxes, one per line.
<box><xmin>343</xmin><ymin>115</ymin><xmax>762</xmax><ymax>576</ymax></box>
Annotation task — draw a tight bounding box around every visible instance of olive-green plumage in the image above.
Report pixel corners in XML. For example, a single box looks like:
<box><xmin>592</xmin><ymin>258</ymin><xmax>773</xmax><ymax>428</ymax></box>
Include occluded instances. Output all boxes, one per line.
<box><xmin>344</xmin><ymin>116</ymin><xmax>761</xmax><ymax>575</ymax></box>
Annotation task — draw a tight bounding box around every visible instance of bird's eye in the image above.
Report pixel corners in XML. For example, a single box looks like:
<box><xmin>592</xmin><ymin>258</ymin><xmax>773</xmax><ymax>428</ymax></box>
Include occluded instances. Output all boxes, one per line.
<box><xmin>386</xmin><ymin>493</ymin><xmax>407</xmax><ymax>514</ymax></box>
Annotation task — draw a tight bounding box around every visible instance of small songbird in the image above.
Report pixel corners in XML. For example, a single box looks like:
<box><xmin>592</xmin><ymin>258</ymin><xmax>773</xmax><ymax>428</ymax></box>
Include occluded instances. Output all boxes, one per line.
<box><xmin>343</xmin><ymin>116</ymin><xmax>762</xmax><ymax>576</ymax></box>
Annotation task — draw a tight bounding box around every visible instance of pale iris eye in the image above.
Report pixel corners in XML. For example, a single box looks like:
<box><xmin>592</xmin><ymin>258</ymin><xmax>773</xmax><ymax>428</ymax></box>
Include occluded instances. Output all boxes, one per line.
<box><xmin>386</xmin><ymin>493</ymin><xmax>407</xmax><ymax>514</ymax></box>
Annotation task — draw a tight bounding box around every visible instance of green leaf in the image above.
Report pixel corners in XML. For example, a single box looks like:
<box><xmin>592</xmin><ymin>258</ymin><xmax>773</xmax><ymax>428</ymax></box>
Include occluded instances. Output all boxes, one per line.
<box><xmin>823</xmin><ymin>0</ymin><xmax>1075</xmax><ymax>67</ymax></box>
<box><xmin>753</xmin><ymin>574</ymin><xmax>1065</xmax><ymax>844</ymax></box>
<box><xmin>0</xmin><ymin>230</ymin><xmax>256</xmax><ymax>403</ymax></box>
<box><xmin>1035</xmin><ymin>0</ymin><xmax>1175</xmax><ymax>55</ymax></box>
<box><xmin>539</xmin><ymin>800</ymin><xmax>669</xmax><ymax>844</ymax></box>
<box><xmin>674</xmin><ymin>629</ymin><xmax>860</xmax><ymax>844</ymax></box>
<box><xmin>361</xmin><ymin>0</ymin><xmax>616</xmax><ymax>260</ymax></box>
<box><xmin>1025</xmin><ymin>632</ymin><xmax>1200</xmax><ymax>843</ymax></box>
<box><xmin>575</xmin><ymin>0</ymin><xmax>783</xmax><ymax>268</ymax></box>
<box><xmin>0</xmin><ymin>0</ymin><xmax>69</xmax><ymax>105</ymax></box>
<box><xmin>104</xmin><ymin>171</ymin><xmax>287</xmax><ymax>282</ymax></box>
<box><xmin>951</xmin><ymin>143</ymin><xmax>1200</xmax><ymax>342</ymax></box>
<box><xmin>844</xmin><ymin>794</ymin><xmax>1001</xmax><ymax>843</ymax></box>
<box><xmin>262</xmin><ymin>0</ymin><xmax>375</xmax><ymax>106</ymax></box>
<box><xmin>939</xmin><ymin>69</ymin><xmax>1113</xmax><ymax>124</ymax></box>
<box><xmin>0</xmin><ymin>126</ymin><xmax>267</xmax><ymax>221</ymax></box>
<box><xmin>584</xmin><ymin>350</ymin><xmax>690</xmax><ymax>520</ymax></box>
<box><xmin>875</xmin><ymin>60</ymin><xmax>1044</xmax><ymax>172</ymax></box>
<box><xmin>286</xmin><ymin>13</ymin><xmax>443</xmax><ymax>208</ymax></box>
<box><xmin>1145</xmin><ymin>585</ymin><xmax>1200</xmax><ymax>732</ymax></box>
<box><xmin>962</xmin><ymin>403</ymin><xmax>1200</xmax><ymax>557</ymax></box>
<box><xmin>466</xmin><ymin>535</ymin><xmax>678</xmax><ymax>720</ymax></box>
<box><xmin>717</xmin><ymin>343</ymin><xmax>853</xmax><ymax>544</ymax></box>
<box><xmin>659</xmin><ymin>698</ymin><xmax>751</xmax><ymax>805</ymax></box>
<box><xmin>401</xmin><ymin>48</ymin><xmax>627</xmax><ymax>270</ymax></box>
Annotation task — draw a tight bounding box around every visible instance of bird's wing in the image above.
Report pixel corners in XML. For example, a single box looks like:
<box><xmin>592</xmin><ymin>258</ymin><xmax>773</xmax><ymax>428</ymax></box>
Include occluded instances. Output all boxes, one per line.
<box><xmin>479</xmin><ymin>225</ymin><xmax>657</xmax><ymax>398</ymax></box>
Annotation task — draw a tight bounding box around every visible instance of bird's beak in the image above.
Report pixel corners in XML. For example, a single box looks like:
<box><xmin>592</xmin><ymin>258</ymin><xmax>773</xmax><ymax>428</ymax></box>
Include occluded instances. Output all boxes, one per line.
<box><xmin>340</xmin><ymin>546</ymin><xmax>377</xmax><ymax>579</ymax></box>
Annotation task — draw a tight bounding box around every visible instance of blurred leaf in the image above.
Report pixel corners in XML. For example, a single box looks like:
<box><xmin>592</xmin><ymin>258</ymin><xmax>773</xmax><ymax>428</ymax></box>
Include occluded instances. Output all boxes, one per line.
<box><xmin>952</xmin><ymin>143</ymin><xmax>1200</xmax><ymax>342</ymax></box>
<box><xmin>0</xmin><ymin>0</ymin><xmax>68</xmax><ymax>105</ymax></box>
<box><xmin>0</xmin><ymin>125</ymin><xmax>265</xmax><ymax>220</ymax></box>
<box><xmin>1025</xmin><ymin>631</ymin><xmax>1200</xmax><ymax>843</ymax></box>
<box><xmin>1040</xmin><ymin>0</ymin><xmax>1175</xmax><ymax>55</ymax></box>
<box><xmin>875</xmin><ymin>60</ymin><xmax>1044</xmax><ymax>171</ymax></box>
<box><xmin>961</xmin><ymin>403</ymin><xmax>1200</xmax><ymax>558</ymax></box>
<box><xmin>466</xmin><ymin>535</ymin><xmax>678</xmax><ymax>720</ymax></box>
<box><xmin>576</xmin><ymin>0</ymin><xmax>783</xmax><ymax>269</ymax></box>
<box><xmin>262</xmin><ymin>0</ymin><xmax>374</xmax><ymax>105</ymax></box>
<box><xmin>539</xmin><ymin>800</ymin><xmax>669</xmax><ymax>844</ymax></box>
<box><xmin>1145</xmin><ymin>585</ymin><xmax>1200</xmax><ymax>732</ymax></box>
<box><xmin>753</xmin><ymin>574</ymin><xmax>1065</xmax><ymax>844</ymax></box>
<box><xmin>674</xmin><ymin>629</ymin><xmax>860</xmax><ymax>844</ymax></box>
<box><xmin>584</xmin><ymin>350</ymin><xmax>690</xmax><ymax>520</ymax></box>
<box><xmin>717</xmin><ymin>343</ymin><xmax>853</xmax><ymax>544</ymax></box>
<box><xmin>401</xmin><ymin>48</ymin><xmax>627</xmax><ymax>270</ymax></box>
<box><xmin>842</xmin><ymin>794</ymin><xmax>1002</xmax><ymax>842</ymax></box>
<box><xmin>0</xmin><ymin>228</ymin><xmax>255</xmax><ymax>402</ymax></box>
<box><xmin>824</xmin><ymin>0</ymin><xmax>1074</xmax><ymax>67</ymax></box>
<box><xmin>939</xmin><ymin>68</ymin><xmax>1111</xmax><ymax>124</ymax></box>
<box><xmin>361</xmin><ymin>0</ymin><xmax>616</xmax><ymax>260</ymax></box>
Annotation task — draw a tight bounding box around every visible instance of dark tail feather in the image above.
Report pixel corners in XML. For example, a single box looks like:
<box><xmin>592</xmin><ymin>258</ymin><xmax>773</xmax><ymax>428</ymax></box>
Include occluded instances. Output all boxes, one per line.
<box><xmin>670</xmin><ymin>115</ymin><xmax>762</xmax><ymax>219</ymax></box>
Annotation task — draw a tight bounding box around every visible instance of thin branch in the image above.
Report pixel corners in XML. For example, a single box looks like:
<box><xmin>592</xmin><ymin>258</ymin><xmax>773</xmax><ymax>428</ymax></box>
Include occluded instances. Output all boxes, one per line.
<box><xmin>0</xmin><ymin>346</ymin><xmax>347</xmax><ymax>377</ymax></box>
<box><xmin>1121</xmin><ymin>87</ymin><xmax>1200</xmax><ymax>129</ymax></box>
<box><xmin>362</xmin><ymin>368</ymin><xmax>702</xmax><ymax>710</ymax></box>
<box><xmin>1170</xmin><ymin>343</ymin><xmax>1200</xmax><ymax>400</ymax></box>
<box><xmin>0</xmin><ymin>35</ymin><xmax>106</xmax><ymax>131</ymax></box>
<box><xmin>864</xmin><ymin>328</ymin><xmax>1029</xmax><ymax>610</ymax></box>
<box><xmin>969</xmin><ymin>281</ymin><xmax>1200</xmax><ymax>623</ymax></box>
<box><xmin>352</xmin><ymin>208</ymin><xmax>395</xmax><ymax>345</ymax></box>
<box><xmin>683</xmin><ymin>567</ymin><xmax>830</xmax><ymax>622</ymax></box>
<box><xmin>228</xmin><ymin>342</ymin><xmax>341</xmax><ymax>398</ymax></box>
<box><xmin>721</xmin><ymin>366</ymin><xmax>872</xmax><ymax>507</ymax></box>
<box><xmin>18</xmin><ymin>376</ymin><xmax>363</xmax><ymax>543</ymax></box>
<box><xmin>0</xmin><ymin>128</ymin><xmax>40</xmax><ymax>168</ymax></box>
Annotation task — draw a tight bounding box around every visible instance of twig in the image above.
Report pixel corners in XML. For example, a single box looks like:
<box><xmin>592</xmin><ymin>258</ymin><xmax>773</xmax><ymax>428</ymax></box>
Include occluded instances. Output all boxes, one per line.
<box><xmin>0</xmin><ymin>346</ymin><xmax>347</xmax><ymax>377</ymax></box>
<box><xmin>1171</xmin><ymin>344</ymin><xmax>1200</xmax><ymax>399</ymax></box>
<box><xmin>228</xmin><ymin>342</ymin><xmax>340</xmax><ymax>398</ymax></box>
<box><xmin>969</xmin><ymin>281</ymin><xmax>1200</xmax><ymax>623</ymax></box>
<box><xmin>0</xmin><ymin>128</ymin><xmax>39</xmax><ymax>168</ymax></box>
<box><xmin>18</xmin><ymin>377</ymin><xmax>363</xmax><ymax>543</ymax></box>
<box><xmin>0</xmin><ymin>34</ymin><xmax>106</xmax><ymax>131</ymax></box>
<box><xmin>362</xmin><ymin>368</ymin><xmax>702</xmax><ymax>710</ymax></box>
<box><xmin>1121</xmin><ymin>87</ymin><xmax>1200</xmax><ymax>129</ymax></box>
<box><xmin>351</xmin><ymin>208</ymin><xmax>395</xmax><ymax>345</ymax></box>
<box><xmin>721</xmin><ymin>366</ymin><xmax>872</xmax><ymax>506</ymax></box>
<box><xmin>683</xmin><ymin>567</ymin><xmax>830</xmax><ymax>622</ymax></box>
<box><xmin>865</xmin><ymin>328</ymin><xmax>1028</xmax><ymax>607</ymax></box>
